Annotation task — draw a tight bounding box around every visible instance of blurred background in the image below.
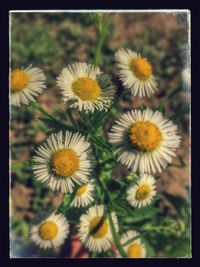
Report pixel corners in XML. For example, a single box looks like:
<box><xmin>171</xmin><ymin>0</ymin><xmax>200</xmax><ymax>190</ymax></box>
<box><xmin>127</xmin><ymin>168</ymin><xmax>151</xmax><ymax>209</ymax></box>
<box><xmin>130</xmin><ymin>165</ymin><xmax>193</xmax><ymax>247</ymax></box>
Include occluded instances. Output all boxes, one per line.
<box><xmin>10</xmin><ymin>12</ymin><xmax>190</xmax><ymax>258</ymax></box>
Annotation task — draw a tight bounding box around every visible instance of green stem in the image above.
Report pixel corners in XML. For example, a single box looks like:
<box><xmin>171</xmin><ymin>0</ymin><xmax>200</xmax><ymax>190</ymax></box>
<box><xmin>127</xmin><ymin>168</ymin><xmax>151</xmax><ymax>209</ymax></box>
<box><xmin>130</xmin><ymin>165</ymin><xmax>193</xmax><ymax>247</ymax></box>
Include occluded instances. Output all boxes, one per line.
<box><xmin>33</xmin><ymin>102</ymin><xmax>87</xmax><ymax>135</ymax></box>
<box><xmin>107</xmin><ymin>209</ymin><xmax>128</xmax><ymax>257</ymax></box>
<box><xmin>11</xmin><ymin>160</ymin><xmax>33</xmax><ymax>171</ymax></box>
<box><xmin>93</xmin><ymin>14</ymin><xmax>115</xmax><ymax>66</ymax></box>
<box><xmin>92</xmin><ymin>143</ymin><xmax>127</xmax><ymax>257</ymax></box>
<box><xmin>141</xmin><ymin>224</ymin><xmax>176</xmax><ymax>234</ymax></box>
<box><xmin>92</xmin><ymin>144</ymin><xmax>107</xmax><ymax>192</ymax></box>
<box><xmin>87</xmin><ymin>12</ymin><xmax>127</xmax><ymax>258</ymax></box>
<box><xmin>67</xmin><ymin>109</ymin><xmax>78</xmax><ymax>128</ymax></box>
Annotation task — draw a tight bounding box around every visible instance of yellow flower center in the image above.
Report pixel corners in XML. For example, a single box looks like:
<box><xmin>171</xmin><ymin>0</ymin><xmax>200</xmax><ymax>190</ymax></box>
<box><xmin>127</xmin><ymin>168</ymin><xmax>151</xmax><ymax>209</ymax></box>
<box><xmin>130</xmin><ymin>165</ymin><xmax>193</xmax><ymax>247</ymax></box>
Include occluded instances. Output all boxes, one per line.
<box><xmin>136</xmin><ymin>184</ymin><xmax>151</xmax><ymax>201</ymax></box>
<box><xmin>51</xmin><ymin>148</ymin><xmax>79</xmax><ymax>177</ymax></box>
<box><xmin>76</xmin><ymin>184</ymin><xmax>87</xmax><ymax>196</ymax></box>
<box><xmin>129</xmin><ymin>58</ymin><xmax>152</xmax><ymax>80</ymax></box>
<box><xmin>129</xmin><ymin>120</ymin><xmax>162</xmax><ymax>152</ymax></box>
<box><xmin>127</xmin><ymin>242</ymin><xmax>143</xmax><ymax>258</ymax></box>
<box><xmin>38</xmin><ymin>220</ymin><xmax>58</xmax><ymax>241</ymax></box>
<box><xmin>11</xmin><ymin>69</ymin><xmax>30</xmax><ymax>92</ymax></box>
<box><xmin>72</xmin><ymin>77</ymin><xmax>101</xmax><ymax>101</ymax></box>
<box><xmin>89</xmin><ymin>216</ymin><xmax>108</xmax><ymax>239</ymax></box>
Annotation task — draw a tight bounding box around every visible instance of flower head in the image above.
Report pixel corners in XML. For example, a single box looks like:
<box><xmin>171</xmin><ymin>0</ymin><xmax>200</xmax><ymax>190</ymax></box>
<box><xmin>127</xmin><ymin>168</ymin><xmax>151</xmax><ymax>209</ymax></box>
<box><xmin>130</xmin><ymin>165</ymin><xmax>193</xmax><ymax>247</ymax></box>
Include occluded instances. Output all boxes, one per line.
<box><xmin>108</xmin><ymin>108</ymin><xmax>181</xmax><ymax>173</ymax></box>
<box><xmin>127</xmin><ymin>174</ymin><xmax>156</xmax><ymax>208</ymax></box>
<box><xmin>78</xmin><ymin>205</ymin><xmax>118</xmax><ymax>253</ymax></box>
<box><xmin>57</xmin><ymin>62</ymin><xmax>114</xmax><ymax>113</ymax></box>
<box><xmin>70</xmin><ymin>180</ymin><xmax>95</xmax><ymax>208</ymax></box>
<box><xmin>30</xmin><ymin>212</ymin><xmax>69</xmax><ymax>249</ymax></box>
<box><xmin>115</xmin><ymin>48</ymin><xmax>158</xmax><ymax>97</ymax></box>
<box><xmin>32</xmin><ymin>131</ymin><xmax>93</xmax><ymax>193</ymax></box>
<box><xmin>118</xmin><ymin>230</ymin><xmax>146</xmax><ymax>258</ymax></box>
<box><xmin>10</xmin><ymin>65</ymin><xmax>46</xmax><ymax>107</ymax></box>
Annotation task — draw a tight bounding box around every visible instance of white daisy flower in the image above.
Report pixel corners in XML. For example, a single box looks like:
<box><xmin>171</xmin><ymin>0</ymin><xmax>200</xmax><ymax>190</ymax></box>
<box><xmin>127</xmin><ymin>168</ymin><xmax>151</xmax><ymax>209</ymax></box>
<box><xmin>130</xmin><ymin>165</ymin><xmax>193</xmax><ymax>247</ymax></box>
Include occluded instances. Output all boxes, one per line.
<box><xmin>70</xmin><ymin>179</ymin><xmax>95</xmax><ymax>208</ymax></box>
<box><xmin>30</xmin><ymin>212</ymin><xmax>69</xmax><ymax>249</ymax></box>
<box><xmin>57</xmin><ymin>62</ymin><xmax>114</xmax><ymax>113</ymax></box>
<box><xmin>118</xmin><ymin>230</ymin><xmax>146</xmax><ymax>258</ymax></box>
<box><xmin>32</xmin><ymin>131</ymin><xmax>93</xmax><ymax>193</ymax></box>
<box><xmin>108</xmin><ymin>108</ymin><xmax>181</xmax><ymax>174</ymax></box>
<box><xmin>78</xmin><ymin>204</ymin><xmax>118</xmax><ymax>253</ymax></box>
<box><xmin>115</xmin><ymin>48</ymin><xmax>158</xmax><ymax>97</ymax></box>
<box><xmin>10</xmin><ymin>65</ymin><xmax>46</xmax><ymax>107</ymax></box>
<box><xmin>127</xmin><ymin>174</ymin><xmax>156</xmax><ymax>208</ymax></box>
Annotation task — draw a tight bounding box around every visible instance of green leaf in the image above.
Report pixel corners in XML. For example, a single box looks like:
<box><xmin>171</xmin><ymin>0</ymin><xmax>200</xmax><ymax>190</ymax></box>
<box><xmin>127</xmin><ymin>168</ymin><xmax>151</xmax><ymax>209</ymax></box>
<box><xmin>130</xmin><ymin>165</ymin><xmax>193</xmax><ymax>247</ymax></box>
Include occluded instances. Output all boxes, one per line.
<box><xmin>39</xmin><ymin>117</ymin><xmax>86</xmax><ymax>135</ymax></box>
<box><xmin>66</xmin><ymin>206</ymin><xmax>87</xmax><ymax>223</ymax></box>
<box><xmin>78</xmin><ymin>111</ymin><xmax>94</xmax><ymax>131</ymax></box>
<box><xmin>11</xmin><ymin>160</ymin><xmax>33</xmax><ymax>171</ymax></box>
<box><xmin>123</xmin><ymin>205</ymin><xmax>160</xmax><ymax>224</ymax></box>
<box><xmin>91</xmin><ymin>136</ymin><xmax>112</xmax><ymax>151</ymax></box>
<box><xmin>11</xmin><ymin>218</ymin><xmax>29</xmax><ymax>239</ymax></box>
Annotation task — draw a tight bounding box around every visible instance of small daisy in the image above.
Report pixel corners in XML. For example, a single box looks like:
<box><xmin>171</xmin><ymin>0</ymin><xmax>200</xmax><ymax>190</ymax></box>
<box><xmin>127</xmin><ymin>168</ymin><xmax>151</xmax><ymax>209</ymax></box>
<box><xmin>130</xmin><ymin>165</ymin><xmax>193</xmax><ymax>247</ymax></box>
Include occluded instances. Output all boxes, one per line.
<box><xmin>115</xmin><ymin>48</ymin><xmax>158</xmax><ymax>97</ymax></box>
<box><xmin>71</xmin><ymin>179</ymin><xmax>95</xmax><ymax>208</ymax></box>
<box><xmin>32</xmin><ymin>131</ymin><xmax>93</xmax><ymax>193</ymax></box>
<box><xmin>108</xmin><ymin>108</ymin><xmax>181</xmax><ymax>174</ymax></box>
<box><xmin>118</xmin><ymin>230</ymin><xmax>146</xmax><ymax>258</ymax></box>
<box><xmin>127</xmin><ymin>174</ymin><xmax>156</xmax><ymax>208</ymax></box>
<box><xmin>10</xmin><ymin>65</ymin><xmax>46</xmax><ymax>107</ymax></box>
<box><xmin>30</xmin><ymin>212</ymin><xmax>69</xmax><ymax>249</ymax></box>
<box><xmin>79</xmin><ymin>205</ymin><xmax>118</xmax><ymax>253</ymax></box>
<box><xmin>57</xmin><ymin>62</ymin><xmax>114</xmax><ymax>112</ymax></box>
